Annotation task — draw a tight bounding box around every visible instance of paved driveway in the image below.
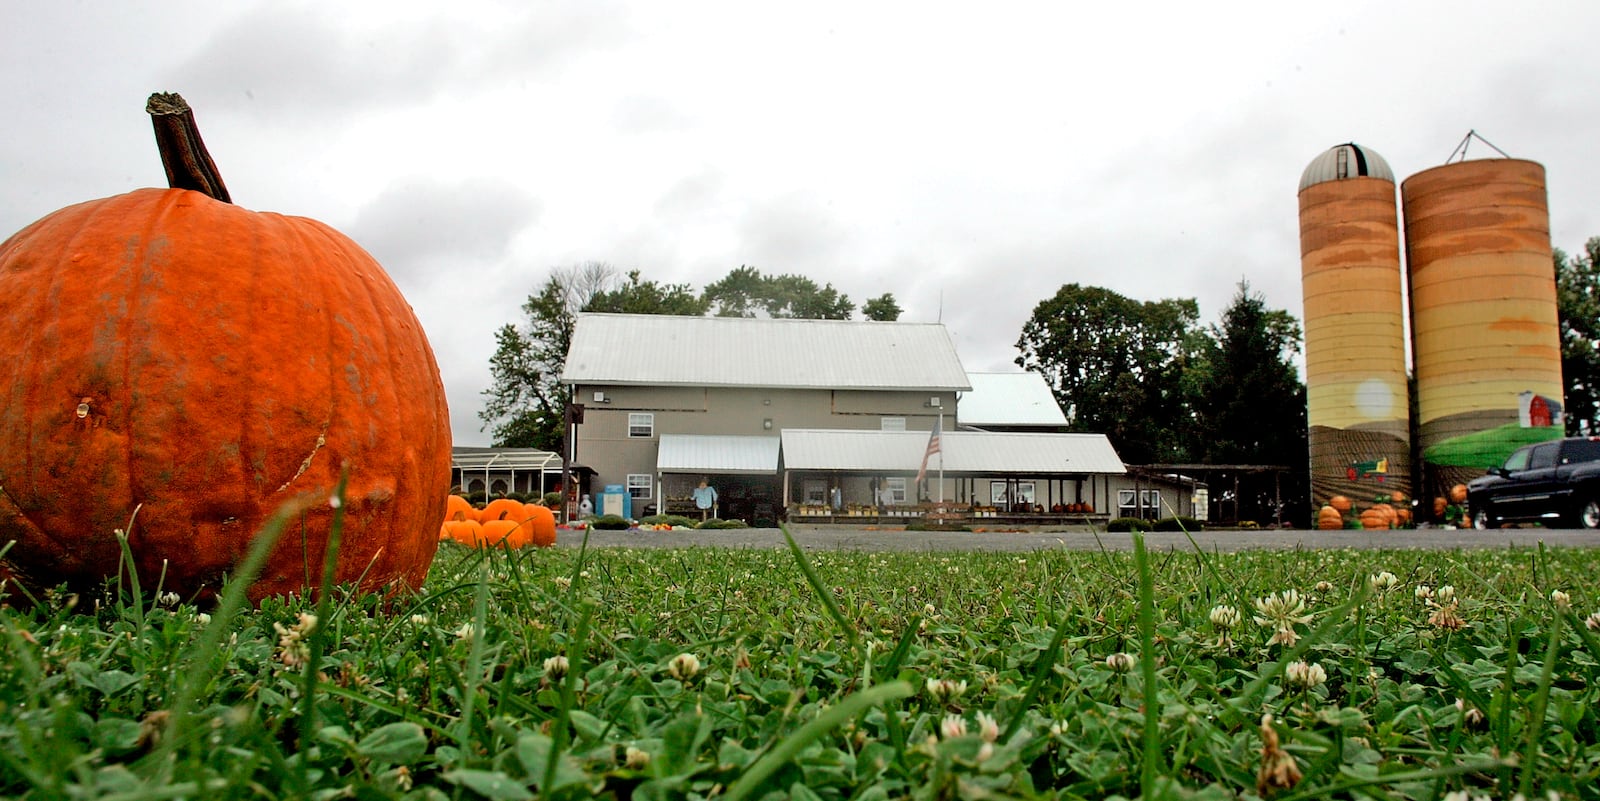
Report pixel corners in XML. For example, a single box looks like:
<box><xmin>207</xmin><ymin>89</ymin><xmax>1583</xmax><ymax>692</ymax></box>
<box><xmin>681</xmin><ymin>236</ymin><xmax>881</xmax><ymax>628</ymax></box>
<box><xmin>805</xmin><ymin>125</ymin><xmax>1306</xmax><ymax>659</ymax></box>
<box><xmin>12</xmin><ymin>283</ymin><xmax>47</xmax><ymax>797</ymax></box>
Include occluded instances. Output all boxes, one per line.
<box><xmin>556</xmin><ymin>523</ymin><xmax>1600</xmax><ymax>552</ymax></box>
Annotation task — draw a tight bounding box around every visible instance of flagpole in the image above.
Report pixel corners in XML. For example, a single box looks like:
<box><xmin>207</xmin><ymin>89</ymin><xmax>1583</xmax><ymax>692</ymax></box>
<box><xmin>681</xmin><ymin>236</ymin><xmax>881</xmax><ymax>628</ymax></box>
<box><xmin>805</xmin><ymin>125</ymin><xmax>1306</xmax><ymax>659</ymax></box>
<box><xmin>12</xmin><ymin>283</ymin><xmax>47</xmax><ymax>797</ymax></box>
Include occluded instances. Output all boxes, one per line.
<box><xmin>937</xmin><ymin>410</ymin><xmax>944</xmax><ymax>503</ymax></box>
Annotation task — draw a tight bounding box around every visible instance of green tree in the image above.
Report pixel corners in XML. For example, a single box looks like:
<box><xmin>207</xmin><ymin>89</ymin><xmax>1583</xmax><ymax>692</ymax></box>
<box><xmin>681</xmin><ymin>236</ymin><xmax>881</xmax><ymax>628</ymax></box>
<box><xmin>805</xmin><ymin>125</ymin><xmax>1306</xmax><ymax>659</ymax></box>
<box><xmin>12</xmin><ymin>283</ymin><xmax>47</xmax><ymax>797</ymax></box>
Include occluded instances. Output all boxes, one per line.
<box><xmin>702</xmin><ymin>266</ymin><xmax>856</xmax><ymax>319</ymax></box>
<box><xmin>861</xmin><ymin>293</ymin><xmax>903</xmax><ymax>321</ymax></box>
<box><xmin>479</xmin><ymin>264</ymin><xmax>707</xmax><ymax>450</ymax></box>
<box><xmin>1015</xmin><ymin>284</ymin><xmax>1200</xmax><ymax>463</ymax></box>
<box><xmin>1557</xmin><ymin>238</ymin><xmax>1600</xmax><ymax>435</ymax></box>
<box><xmin>1188</xmin><ymin>280</ymin><xmax>1307</xmax><ymax>467</ymax></box>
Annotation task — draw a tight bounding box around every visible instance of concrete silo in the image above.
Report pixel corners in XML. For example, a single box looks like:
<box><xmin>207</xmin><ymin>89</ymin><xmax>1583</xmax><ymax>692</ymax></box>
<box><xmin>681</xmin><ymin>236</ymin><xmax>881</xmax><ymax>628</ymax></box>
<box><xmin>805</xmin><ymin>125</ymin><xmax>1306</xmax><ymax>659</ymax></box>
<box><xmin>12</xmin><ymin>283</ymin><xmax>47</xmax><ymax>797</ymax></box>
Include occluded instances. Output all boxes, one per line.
<box><xmin>1298</xmin><ymin>143</ymin><xmax>1412</xmax><ymax>507</ymax></box>
<box><xmin>1401</xmin><ymin>158</ymin><xmax>1563</xmax><ymax>500</ymax></box>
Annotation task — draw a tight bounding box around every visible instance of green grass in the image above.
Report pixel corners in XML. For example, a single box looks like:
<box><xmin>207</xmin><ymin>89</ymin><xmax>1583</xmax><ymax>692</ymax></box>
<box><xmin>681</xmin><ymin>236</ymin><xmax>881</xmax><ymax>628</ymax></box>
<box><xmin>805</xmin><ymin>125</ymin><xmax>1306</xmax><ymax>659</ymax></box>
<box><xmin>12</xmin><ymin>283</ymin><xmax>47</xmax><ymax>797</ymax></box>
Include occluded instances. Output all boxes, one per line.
<box><xmin>2</xmin><ymin>537</ymin><xmax>1600</xmax><ymax>799</ymax></box>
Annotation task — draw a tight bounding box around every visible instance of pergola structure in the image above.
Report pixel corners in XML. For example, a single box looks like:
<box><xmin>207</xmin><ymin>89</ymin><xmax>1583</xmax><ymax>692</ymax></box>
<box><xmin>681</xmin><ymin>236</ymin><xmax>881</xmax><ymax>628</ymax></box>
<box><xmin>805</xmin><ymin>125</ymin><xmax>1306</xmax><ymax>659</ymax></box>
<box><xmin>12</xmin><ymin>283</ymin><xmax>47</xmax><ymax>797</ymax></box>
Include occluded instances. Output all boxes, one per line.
<box><xmin>450</xmin><ymin>447</ymin><xmax>564</xmax><ymax>496</ymax></box>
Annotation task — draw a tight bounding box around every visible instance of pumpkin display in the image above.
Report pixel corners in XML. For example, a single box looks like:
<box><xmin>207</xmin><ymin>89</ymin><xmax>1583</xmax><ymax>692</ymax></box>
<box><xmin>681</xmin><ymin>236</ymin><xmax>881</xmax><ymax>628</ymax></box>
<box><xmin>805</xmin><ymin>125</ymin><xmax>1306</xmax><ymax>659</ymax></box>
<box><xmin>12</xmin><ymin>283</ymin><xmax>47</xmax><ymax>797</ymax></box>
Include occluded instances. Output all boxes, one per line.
<box><xmin>1433</xmin><ymin>497</ymin><xmax>1448</xmax><ymax>517</ymax></box>
<box><xmin>1327</xmin><ymin>495</ymin><xmax>1352</xmax><ymax>512</ymax></box>
<box><xmin>1316</xmin><ymin>505</ymin><xmax>1343</xmax><ymax>530</ymax></box>
<box><xmin>1359</xmin><ymin>506</ymin><xmax>1392</xmax><ymax>530</ymax></box>
<box><xmin>1448</xmin><ymin>484</ymin><xmax>1469</xmax><ymax>504</ymax></box>
<box><xmin>0</xmin><ymin>94</ymin><xmax>450</xmax><ymax>601</ymax></box>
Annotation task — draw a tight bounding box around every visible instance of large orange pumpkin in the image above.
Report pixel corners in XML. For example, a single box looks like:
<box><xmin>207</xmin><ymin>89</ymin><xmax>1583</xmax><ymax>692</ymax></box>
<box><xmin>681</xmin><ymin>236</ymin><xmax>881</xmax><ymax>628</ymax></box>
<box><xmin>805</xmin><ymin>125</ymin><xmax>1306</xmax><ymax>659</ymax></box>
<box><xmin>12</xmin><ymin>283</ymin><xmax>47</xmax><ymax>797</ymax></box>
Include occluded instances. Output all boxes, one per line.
<box><xmin>0</xmin><ymin>94</ymin><xmax>450</xmax><ymax>601</ymax></box>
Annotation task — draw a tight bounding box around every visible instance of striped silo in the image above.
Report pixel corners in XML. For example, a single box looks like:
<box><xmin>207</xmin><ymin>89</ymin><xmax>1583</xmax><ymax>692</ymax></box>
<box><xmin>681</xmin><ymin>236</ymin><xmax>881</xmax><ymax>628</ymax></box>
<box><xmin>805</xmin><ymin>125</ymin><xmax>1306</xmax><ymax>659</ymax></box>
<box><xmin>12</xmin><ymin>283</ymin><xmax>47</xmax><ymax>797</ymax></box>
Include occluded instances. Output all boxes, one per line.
<box><xmin>1298</xmin><ymin>143</ymin><xmax>1412</xmax><ymax>508</ymax></box>
<box><xmin>1401</xmin><ymin>158</ymin><xmax>1563</xmax><ymax>502</ymax></box>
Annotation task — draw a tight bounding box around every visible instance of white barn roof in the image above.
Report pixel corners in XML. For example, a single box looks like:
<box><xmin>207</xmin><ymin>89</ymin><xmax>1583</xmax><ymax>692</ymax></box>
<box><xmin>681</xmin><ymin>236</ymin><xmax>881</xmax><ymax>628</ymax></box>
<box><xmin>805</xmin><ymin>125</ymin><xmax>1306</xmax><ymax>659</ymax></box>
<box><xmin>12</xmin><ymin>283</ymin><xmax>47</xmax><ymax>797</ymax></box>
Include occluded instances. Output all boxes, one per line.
<box><xmin>658</xmin><ymin>435</ymin><xmax>781</xmax><ymax>475</ymax></box>
<box><xmin>451</xmin><ymin>447</ymin><xmax>563</xmax><ymax>472</ymax></box>
<box><xmin>958</xmin><ymin>372</ymin><xmax>1068</xmax><ymax>428</ymax></box>
<box><xmin>779</xmin><ymin>429</ymin><xmax>1125</xmax><ymax>475</ymax></box>
<box><xmin>562</xmin><ymin>313</ymin><xmax>971</xmax><ymax>391</ymax></box>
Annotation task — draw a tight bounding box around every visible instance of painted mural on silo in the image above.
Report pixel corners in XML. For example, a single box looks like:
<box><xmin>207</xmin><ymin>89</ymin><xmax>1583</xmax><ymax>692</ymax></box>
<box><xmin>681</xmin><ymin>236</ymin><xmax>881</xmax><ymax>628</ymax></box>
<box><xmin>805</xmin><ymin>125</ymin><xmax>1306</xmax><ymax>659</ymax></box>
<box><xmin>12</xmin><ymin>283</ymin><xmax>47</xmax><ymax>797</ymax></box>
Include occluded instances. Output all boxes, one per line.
<box><xmin>1402</xmin><ymin>158</ymin><xmax>1564</xmax><ymax>502</ymax></box>
<box><xmin>1298</xmin><ymin>143</ymin><xmax>1412</xmax><ymax>508</ymax></box>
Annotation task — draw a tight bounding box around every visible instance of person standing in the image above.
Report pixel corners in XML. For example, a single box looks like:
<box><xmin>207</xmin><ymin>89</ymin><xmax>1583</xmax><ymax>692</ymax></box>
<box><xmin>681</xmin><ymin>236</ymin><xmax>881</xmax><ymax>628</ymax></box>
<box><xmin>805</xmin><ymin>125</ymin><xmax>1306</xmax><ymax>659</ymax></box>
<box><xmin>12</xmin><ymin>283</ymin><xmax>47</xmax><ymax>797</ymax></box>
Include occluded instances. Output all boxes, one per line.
<box><xmin>829</xmin><ymin>484</ymin><xmax>843</xmax><ymax>514</ymax></box>
<box><xmin>692</xmin><ymin>478</ymin><xmax>718</xmax><ymax>520</ymax></box>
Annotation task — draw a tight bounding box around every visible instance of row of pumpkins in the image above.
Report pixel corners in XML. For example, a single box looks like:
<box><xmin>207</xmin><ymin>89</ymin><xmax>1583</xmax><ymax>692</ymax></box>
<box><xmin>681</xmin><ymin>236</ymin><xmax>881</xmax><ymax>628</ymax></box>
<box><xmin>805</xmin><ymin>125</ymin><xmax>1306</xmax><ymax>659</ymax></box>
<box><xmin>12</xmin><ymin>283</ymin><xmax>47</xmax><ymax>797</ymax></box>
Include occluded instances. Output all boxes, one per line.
<box><xmin>1314</xmin><ymin>484</ymin><xmax>1469</xmax><ymax>530</ymax></box>
<box><xmin>1315</xmin><ymin>492</ymin><xmax>1413</xmax><ymax>530</ymax></box>
<box><xmin>441</xmin><ymin>496</ymin><xmax>558</xmax><ymax>548</ymax></box>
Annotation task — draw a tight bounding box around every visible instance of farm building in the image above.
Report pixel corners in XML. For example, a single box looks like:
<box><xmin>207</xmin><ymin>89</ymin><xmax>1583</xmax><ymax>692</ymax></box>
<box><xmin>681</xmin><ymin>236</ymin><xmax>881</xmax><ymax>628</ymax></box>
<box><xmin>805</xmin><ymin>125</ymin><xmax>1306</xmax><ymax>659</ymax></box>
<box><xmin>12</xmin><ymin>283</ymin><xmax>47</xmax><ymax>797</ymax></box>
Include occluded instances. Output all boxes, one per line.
<box><xmin>557</xmin><ymin>313</ymin><xmax>1202</xmax><ymax>524</ymax></box>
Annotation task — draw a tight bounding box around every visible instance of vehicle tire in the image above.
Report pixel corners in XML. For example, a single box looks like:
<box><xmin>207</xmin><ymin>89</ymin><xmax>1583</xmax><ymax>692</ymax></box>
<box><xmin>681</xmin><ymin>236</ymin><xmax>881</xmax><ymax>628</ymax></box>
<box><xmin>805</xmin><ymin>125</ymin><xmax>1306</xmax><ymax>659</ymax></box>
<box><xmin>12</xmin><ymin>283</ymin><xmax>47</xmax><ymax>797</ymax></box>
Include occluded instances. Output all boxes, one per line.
<box><xmin>1472</xmin><ymin>506</ymin><xmax>1495</xmax><ymax>530</ymax></box>
<box><xmin>1576</xmin><ymin>499</ymin><xmax>1600</xmax><ymax>530</ymax></box>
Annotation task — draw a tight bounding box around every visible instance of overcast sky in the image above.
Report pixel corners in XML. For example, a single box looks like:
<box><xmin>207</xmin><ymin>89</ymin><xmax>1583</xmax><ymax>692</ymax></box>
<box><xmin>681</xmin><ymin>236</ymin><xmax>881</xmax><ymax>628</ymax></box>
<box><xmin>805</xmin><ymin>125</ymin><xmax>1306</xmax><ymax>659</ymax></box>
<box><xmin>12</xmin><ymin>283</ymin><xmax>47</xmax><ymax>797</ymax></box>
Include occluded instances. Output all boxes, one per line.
<box><xmin>4</xmin><ymin>1</ymin><xmax>1596</xmax><ymax>446</ymax></box>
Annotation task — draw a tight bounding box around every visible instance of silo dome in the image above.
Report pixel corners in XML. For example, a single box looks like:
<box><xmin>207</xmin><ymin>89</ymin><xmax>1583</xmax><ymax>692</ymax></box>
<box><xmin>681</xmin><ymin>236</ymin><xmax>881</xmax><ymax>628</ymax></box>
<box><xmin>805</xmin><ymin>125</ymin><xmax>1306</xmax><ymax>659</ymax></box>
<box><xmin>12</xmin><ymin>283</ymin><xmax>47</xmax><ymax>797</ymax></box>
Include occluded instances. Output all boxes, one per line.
<box><xmin>1299</xmin><ymin>143</ymin><xmax>1395</xmax><ymax>191</ymax></box>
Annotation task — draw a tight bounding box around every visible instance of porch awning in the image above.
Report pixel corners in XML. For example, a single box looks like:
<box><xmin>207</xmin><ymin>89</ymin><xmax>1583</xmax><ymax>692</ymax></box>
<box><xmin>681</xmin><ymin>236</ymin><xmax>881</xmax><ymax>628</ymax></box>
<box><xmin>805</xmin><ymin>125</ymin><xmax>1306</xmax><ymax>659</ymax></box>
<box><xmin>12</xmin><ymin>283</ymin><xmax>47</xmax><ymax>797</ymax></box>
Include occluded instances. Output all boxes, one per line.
<box><xmin>657</xmin><ymin>435</ymin><xmax>781</xmax><ymax>475</ymax></box>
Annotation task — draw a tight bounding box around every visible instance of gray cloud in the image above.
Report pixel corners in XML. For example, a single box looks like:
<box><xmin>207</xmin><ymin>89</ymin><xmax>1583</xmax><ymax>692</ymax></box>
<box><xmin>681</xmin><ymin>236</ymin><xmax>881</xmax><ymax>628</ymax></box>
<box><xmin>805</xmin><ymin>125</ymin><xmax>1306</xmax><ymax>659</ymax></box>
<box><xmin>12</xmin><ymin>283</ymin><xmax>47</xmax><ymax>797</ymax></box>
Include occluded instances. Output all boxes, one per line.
<box><xmin>347</xmin><ymin>177</ymin><xmax>540</xmax><ymax>281</ymax></box>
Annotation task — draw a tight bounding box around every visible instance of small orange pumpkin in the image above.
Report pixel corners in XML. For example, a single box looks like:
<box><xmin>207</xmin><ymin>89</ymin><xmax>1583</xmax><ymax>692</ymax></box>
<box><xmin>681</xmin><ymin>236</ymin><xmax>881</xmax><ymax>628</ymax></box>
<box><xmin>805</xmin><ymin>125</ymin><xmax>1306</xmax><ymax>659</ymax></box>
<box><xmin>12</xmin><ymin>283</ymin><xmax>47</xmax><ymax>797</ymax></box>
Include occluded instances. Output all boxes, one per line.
<box><xmin>446</xmin><ymin>495</ymin><xmax>476</xmax><ymax>523</ymax></box>
<box><xmin>443</xmin><ymin>520</ymin><xmax>484</xmax><ymax>546</ymax></box>
<box><xmin>1328</xmin><ymin>495</ymin><xmax>1352</xmax><ymax>512</ymax></box>
<box><xmin>1448</xmin><ymin>484</ymin><xmax>1469</xmax><ymax>504</ymax></box>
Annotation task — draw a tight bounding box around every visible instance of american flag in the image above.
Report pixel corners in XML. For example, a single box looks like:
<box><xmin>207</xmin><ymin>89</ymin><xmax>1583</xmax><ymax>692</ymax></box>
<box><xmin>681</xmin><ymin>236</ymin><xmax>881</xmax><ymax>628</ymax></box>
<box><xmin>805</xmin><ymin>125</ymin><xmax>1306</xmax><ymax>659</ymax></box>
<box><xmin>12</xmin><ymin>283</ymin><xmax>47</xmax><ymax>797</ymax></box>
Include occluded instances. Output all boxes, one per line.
<box><xmin>915</xmin><ymin>415</ymin><xmax>942</xmax><ymax>484</ymax></box>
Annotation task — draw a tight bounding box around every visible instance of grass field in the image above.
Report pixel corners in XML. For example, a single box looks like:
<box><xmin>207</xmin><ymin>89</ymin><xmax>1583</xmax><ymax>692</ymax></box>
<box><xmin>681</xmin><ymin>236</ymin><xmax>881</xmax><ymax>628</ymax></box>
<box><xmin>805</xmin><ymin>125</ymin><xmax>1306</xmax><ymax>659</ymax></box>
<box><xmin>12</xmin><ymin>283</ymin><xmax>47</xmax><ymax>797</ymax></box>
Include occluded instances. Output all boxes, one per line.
<box><xmin>2</xmin><ymin>531</ymin><xmax>1599</xmax><ymax>799</ymax></box>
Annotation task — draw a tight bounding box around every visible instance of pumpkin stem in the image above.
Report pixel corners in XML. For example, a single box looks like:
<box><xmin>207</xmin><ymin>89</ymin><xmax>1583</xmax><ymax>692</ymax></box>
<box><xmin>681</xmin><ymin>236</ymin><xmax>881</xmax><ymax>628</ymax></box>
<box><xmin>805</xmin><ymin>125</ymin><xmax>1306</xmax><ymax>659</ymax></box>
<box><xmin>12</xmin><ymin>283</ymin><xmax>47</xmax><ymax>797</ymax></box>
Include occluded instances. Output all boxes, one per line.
<box><xmin>146</xmin><ymin>92</ymin><xmax>232</xmax><ymax>204</ymax></box>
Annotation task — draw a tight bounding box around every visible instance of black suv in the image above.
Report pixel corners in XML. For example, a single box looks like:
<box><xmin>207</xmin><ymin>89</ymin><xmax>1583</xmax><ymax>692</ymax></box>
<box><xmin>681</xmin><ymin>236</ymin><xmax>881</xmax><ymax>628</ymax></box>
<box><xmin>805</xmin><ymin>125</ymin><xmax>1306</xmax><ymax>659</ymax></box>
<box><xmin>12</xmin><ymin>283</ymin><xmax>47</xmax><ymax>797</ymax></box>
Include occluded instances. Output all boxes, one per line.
<box><xmin>1466</xmin><ymin>436</ymin><xmax>1600</xmax><ymax>529</ymax></box>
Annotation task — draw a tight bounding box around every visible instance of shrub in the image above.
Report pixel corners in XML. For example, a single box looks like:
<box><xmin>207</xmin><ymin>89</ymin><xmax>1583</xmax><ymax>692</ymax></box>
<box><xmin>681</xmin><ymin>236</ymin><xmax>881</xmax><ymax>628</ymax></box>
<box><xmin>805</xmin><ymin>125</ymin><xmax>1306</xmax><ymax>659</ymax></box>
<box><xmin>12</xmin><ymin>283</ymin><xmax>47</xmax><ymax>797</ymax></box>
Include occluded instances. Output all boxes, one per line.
<box><xmin>640</xmin><ymin>514</ymin><xmax>698</xmax><ymax>528</ymax></box>
<box><xmin>1152</xmin><ymin>516</ymin><xmax>1203</xmax><ymax>532</ymax></box>
<box><xmin>697</xmin><ymin>518</ymin><xmax>749</xmax><ymax>530</ymax></box>
<box><xmin>1106</xmin><ymin>517</ymin><xmax>1150</xmax><ymax>532</ymax></box>
<box><xmin>506</xmin><ymin>491</ymin><xmax>532</xmax><ymax>503</ymax></box>
<box><xmin>465</xmin><ymin>490</ymin><xmax>487</xmax><ymax>505</ymax></box>
<box><xmin>589</xmin><ymin>514</ymin><xmax>631</xmax><ymax>530</ymax></box>
<box><xmin>541</xmin><ymin>492</ymin><xmax>564</xmax><ymax>509</ymax></box>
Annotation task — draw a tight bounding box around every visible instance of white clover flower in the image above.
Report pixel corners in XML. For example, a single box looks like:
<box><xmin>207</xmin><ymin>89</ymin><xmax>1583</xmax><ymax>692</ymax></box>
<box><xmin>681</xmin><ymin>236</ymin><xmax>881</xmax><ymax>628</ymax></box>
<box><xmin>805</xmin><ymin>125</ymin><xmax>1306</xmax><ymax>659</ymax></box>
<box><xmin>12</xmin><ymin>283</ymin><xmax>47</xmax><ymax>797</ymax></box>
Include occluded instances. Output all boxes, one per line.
<box><xmin>925</xmin><ymin>678</ymin><xmax>967</xmax><ymax>704</ymax></box>
<box><xmin>543</xmin><ymin>655</ymin><xmax>569</xmax><ymax>680</ymax></box>
<box><xmin>1414</xmin><ymin>585</ymin><xmax>1434</xmax><ymax>601</ymax></box>
<box><xmin>1313</xmin><ymin>580</ymin><xmax>1334</xmax><ymax>593</ymax></box>
<box><xmin>1209</xmin><ymin>604</ymin><xmax>1241</xmax><ymax>629</ymax></box>
<box><xmin>940</xmin><ymin>714</ymin><xmax>968</xmax><ymax>739</ymax></box>
<box><xmin>194</xmin><ymin>612</ymin><xmax>211</xmax><ymax>625</ymax></box>
<box><xmin>409</xmin><ymin>614</ymin><xmax>430</xmax><ymax>626</ymax></box>
<box><xmin>667</xmin><ymin>652</ymin><xmax>701</xmax><ymax>681</ymax></box>
<box><xmin>1436</xmin><ymin>585</ymin><xmax>1456</xmax><ymax>605</ymax></box>
<box><xmin>1454</xmin><ymin>697</ymin><xmax>1485</xmax><ymax>728</ymax></box>
<box><xmin>553</xmin><ymin>576</ymin><xmax>572</xmax><ymax>590</ymax></box>
<box><xmin>1586</xmin><ymin>611</ymin><xmax>1600</xmax><ymax>631</ymax></box>
<box><xmin>975</xmin><ymin>711</ymin><xmax>999</xmax><ymax>743</ymax></box>
<box><xmin>1369</xmin><ymin>572</ymin><xmax>1399</xmax><ymax>593</ymax></box>
<box><xmin>1284</xmin><ymin>660</ymin><xmax>1327</xmax><ymax>691</ymax></box>
<box><xmin>1253</xmin><ymin>590</ymin><xmax>1313</xmax><ymax>643</ymax></box>
<box><xmin>1105</xmin><ymin>652</ymin><xmax>1136</xmax><ymax>673</ymax></box>
<box><xmin>1550</xmin><ymin>589</ymin><xmax>1571</xmax><ymax>610</ymax></box>
<box><xmin>158</xmin><ymin>591</ymin><xmax>180</xmax><ymax>608</ymax></box>
<box><xmin>624</xmin><ymin>745</ymin><xmax>651</xmax><ymax>770</ymax></box>
<box><xmin>453</xmin><ymin>623</ymin><xmax>477</xmax><ymax>641</ymax></box>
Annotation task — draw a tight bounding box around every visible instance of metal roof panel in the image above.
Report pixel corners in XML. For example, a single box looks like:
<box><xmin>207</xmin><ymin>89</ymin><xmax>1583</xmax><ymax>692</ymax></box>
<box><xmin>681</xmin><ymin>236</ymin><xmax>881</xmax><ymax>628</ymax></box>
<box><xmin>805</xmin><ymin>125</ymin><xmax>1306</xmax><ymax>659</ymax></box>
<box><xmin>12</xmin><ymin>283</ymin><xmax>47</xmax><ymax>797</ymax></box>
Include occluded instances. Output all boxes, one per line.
<box><xmin>562</xmin><ymin>314</ymin><xmax>971</xmax><ymax>390</ymax></box>
<box><xmin>779</xmin><ymin>429</ymin><xmax>1125</xmax><ymax>474</ymax></box>
<box><xmin>958</xmin><ymin>372</ymin><xmax>1068</xmax><ymax>427</ymax></box>
<box><xmin>658</xmin><ymin>434</ymin><xmax>782</xmax><ymax>474</ymax></box>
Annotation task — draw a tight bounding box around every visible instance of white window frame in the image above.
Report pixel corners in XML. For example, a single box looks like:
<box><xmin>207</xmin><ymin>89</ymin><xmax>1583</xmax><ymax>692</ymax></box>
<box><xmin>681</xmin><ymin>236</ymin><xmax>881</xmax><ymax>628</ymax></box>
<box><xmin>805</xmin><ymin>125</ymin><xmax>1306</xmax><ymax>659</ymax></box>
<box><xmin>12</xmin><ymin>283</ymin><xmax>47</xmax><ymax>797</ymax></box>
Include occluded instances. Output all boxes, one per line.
<box><xmin>880</xmin><ymin>416</ymin><xmax>906</xmax><ymax>431</ymax></box>
<box><xmin>885</xmin><ymin>477</ymin><xmax>907</xmax><ymax>503</ymax></box>
<box><xmin>628</xmin><ymin>413</ymin><xmax>654</xmax><ymax>438</ymax></box>
<box><xmin>803</xmin><ymin>479</ymin><xmax>828</xmax><ymax>505</ymax></box>
<box><xmin>626</xmin><ymin>473</ymin><xmax>652</xmax><ymax>499</ymax></box>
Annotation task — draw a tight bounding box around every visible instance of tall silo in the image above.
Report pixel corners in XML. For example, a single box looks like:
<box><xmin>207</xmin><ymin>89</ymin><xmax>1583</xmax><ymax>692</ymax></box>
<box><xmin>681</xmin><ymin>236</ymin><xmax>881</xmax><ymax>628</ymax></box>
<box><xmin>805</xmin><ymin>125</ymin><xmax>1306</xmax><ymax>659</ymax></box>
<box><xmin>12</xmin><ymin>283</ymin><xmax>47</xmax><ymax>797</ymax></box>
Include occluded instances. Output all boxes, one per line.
<box><xmin>1298</xmin><ymin>143</ymin><xmax>1412</xmax><ymax>508</ymax></box>
<box><xmin>1402</xmin><ymin>158</ymin><xmax>1563</xmax><ymax>503</ymax></box>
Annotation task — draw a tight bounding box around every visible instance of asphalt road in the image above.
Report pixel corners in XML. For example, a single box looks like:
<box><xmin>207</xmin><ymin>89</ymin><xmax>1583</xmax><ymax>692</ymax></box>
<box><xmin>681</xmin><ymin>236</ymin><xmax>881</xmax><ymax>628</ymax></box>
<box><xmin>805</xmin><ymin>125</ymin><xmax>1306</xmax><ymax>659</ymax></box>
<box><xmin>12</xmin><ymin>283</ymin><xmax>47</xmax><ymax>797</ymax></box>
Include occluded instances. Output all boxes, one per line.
<box><xmin>555</xmin><ymin>523</ymin><xmax>1600</xmax><ymax>552</ymax></box>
